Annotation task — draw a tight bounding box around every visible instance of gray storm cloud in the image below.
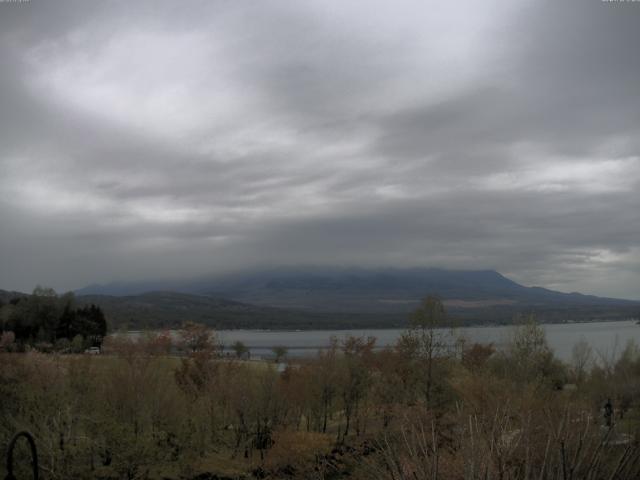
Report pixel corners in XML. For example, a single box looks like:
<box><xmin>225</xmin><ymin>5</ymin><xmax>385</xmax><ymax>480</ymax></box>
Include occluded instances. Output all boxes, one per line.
<box><xmin>0</xmin><ymin>0</ymin><xmax>639</xmax><ymax>298</ymax></box>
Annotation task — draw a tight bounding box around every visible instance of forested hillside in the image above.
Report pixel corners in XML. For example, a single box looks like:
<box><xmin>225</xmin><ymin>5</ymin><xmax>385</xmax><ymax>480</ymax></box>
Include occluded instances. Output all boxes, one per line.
<box><xmin>3</xmin><ymin>285</ymin><xmax>638</xmax><ymax>333</ymax></box>
<box><xmin>0</xmin><ymin>287</ymin><xmax>107</xmax><ymax>352</ymax></box>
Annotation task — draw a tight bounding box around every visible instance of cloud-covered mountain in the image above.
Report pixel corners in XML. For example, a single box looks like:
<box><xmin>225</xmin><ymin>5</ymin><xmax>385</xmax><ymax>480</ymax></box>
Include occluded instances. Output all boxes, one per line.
<box><xmin>4</xmin><ymin>267</ymin><xmax>636</xmax><ymax>330</ymax></box>
<box><xmin>77</xmin><ymin>267</ymin><xmax>639</xmax><ymax>316</ymax></box>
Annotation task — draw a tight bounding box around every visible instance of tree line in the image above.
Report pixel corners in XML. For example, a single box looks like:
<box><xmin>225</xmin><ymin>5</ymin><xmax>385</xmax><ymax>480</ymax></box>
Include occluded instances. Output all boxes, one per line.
<box><xmin>0</xmin><ymin>286</ymin><xmax>107</xmax><ymax>352</ymax></box>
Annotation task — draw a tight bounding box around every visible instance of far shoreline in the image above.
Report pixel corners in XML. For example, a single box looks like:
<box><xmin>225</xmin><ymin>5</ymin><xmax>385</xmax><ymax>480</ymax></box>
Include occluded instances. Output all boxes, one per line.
<box><xmin>118</xmin><ymin>316</ymin><xmax>639</xmax><ymax>334</ymax></box>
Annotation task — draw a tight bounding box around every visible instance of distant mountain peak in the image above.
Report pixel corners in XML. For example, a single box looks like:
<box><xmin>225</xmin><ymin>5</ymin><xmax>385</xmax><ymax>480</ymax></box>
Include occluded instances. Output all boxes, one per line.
<box><xmin>76</xmin><ymin>266</ymin><xmax>637</xmax><ymax>314</ymax></box>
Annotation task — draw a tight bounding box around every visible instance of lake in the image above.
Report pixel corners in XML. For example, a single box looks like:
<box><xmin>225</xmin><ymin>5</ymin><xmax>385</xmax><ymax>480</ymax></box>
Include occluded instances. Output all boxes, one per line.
<box><xmin>210</xmin><ymin>320</ymin><xmax>639</xmax><ymax>361</ymax></box>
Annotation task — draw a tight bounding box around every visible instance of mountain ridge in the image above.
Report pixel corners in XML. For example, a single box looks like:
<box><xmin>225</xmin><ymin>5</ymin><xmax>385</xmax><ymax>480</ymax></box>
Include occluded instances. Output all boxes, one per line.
<box><xmin>75</xmin><ymin>267</ymin><xmax>638</xmax><ymax>314</ymax></box>
<box><xmin>4</xmin><ymin>266</ymin><xmax>639</xmax><ymax>330</ymax></box>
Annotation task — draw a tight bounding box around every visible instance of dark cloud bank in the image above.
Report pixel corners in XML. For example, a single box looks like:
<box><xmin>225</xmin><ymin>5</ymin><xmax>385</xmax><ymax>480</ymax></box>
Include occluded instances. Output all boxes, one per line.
<box><xmin>0</xmin><ymin>0</ymin><xmax>639</xmax><ymax>299</ymax></box>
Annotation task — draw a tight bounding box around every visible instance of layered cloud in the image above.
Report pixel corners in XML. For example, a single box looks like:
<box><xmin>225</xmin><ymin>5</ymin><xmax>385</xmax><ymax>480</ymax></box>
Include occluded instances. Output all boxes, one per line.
<box><xmin>0</xmin><ymin>0</ymin><xmax>639</xmax><ymax>298</ymax></box>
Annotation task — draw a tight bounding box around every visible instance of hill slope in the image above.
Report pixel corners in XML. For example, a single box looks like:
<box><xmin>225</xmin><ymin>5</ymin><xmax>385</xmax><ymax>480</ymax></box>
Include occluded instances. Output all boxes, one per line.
<box><xmin>74</xmin><ymin>291</ymin><xmax>404</xmax><ymax>330</ymax></box>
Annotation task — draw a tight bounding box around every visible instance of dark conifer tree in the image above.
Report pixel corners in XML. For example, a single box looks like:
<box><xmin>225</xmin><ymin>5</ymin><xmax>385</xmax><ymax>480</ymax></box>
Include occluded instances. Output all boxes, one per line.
<box><xmin>56</xmin><ymin>303</ymin><xmax>76</xmax><ymax>340</ymax></box>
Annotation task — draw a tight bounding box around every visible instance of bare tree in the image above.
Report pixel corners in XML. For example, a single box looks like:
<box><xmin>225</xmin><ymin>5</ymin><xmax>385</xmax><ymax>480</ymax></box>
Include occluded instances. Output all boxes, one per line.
<box><xmin>401</xmin><ymin>295</ymin><xmax>452</xmax><ymax>407</ymax></box>
<box><xmin>570</xmin><ymin>337</ymin><xmax>593</xmax><ymax>384</ymax></box>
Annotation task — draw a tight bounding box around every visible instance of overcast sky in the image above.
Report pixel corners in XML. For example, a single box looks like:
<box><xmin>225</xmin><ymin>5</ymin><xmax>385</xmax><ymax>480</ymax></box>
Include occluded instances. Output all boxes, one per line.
<box><xmin>1</xmin><ymin>0</ymin><xmax>639</xmax><ymax>298</ymax></box>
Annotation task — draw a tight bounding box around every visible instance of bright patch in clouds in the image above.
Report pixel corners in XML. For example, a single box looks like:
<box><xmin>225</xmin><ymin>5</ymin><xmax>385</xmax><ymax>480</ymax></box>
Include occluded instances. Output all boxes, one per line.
<box><xmin>27</xmin><ymin>29</ymin><xmax>257</xmax><ymax>143</ymax></box>
<box><xmin>480</xmin><ymin>156</ymin><xmax>639</xmax><ymax>194</ymax></box>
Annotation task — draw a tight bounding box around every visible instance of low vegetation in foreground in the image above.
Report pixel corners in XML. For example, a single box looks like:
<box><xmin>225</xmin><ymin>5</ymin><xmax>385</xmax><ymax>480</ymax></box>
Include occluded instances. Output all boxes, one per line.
<box><xmin>2</xmin><ymin>297</ymin><xmax>640</xmax><ymax>479</ymax></box>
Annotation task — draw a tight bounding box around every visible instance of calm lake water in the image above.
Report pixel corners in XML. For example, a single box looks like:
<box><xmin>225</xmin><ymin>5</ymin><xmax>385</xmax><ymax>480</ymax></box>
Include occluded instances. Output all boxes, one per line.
<box><xmin>121</xmin><ymin>320</ymin><xmax>640</xmax><ymax>362</ymax></box>
<box><xmin>210</xmin><ymin>320</ymin><xmax>640</xmax><ymax>361</ymax></box>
